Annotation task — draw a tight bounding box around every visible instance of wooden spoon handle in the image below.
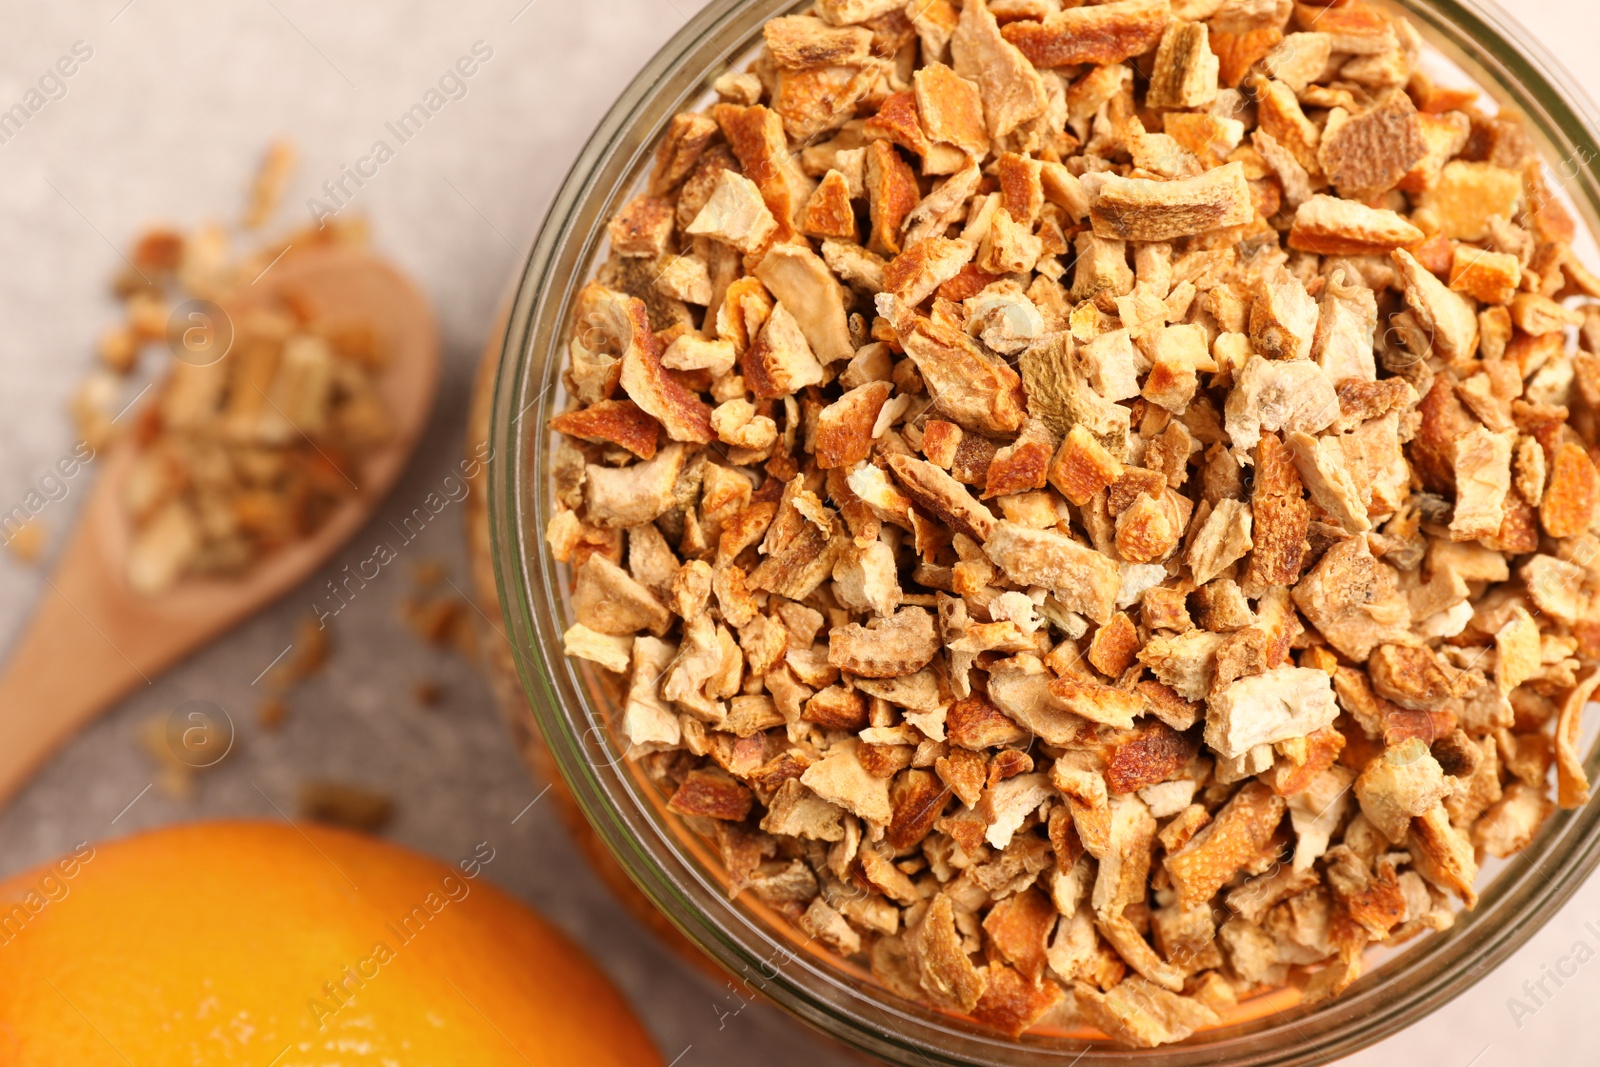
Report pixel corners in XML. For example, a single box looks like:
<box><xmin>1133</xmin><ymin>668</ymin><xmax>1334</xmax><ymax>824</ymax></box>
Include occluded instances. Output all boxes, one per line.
<box><xmin>0</xmin><ymin>523</ymin><xmax>153</xmax><ymax>806</ymax></box>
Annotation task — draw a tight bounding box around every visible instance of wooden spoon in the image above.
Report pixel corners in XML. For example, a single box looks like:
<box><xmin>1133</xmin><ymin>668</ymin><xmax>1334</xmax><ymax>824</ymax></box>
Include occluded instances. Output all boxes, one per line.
<box><xmin>0</xmin><ymin>244</ymin><xmax>439</xmax><ymax>805</ymax></box>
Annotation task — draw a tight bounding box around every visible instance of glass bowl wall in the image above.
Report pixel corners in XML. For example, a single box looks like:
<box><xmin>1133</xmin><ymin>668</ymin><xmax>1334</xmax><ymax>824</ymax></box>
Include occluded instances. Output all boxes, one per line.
<box><xmin>487</xmin><ymin>2</ymin><xmax>1600</xmax><ymax>1062</ymax></box>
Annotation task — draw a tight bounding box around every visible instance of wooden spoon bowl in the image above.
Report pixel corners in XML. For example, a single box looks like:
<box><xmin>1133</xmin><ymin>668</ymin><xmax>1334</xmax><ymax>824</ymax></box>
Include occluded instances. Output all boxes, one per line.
<box><xmin>0</xmin><ymin>245</ymin><xmax>438</xmax><ymax>805</ymax></box>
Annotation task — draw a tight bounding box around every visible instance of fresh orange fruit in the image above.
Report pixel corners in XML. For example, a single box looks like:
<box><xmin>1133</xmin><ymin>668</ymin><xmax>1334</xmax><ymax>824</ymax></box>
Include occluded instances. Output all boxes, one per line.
<box><xmin>0</xmin><ymin>820</ymin><xmax>663</xmax><ymax>1066</ymax></box>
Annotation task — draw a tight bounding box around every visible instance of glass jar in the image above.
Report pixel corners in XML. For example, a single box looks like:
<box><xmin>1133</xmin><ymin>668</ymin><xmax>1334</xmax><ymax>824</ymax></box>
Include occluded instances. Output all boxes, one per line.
<box><xmin>485</xmin><ymin>1</ymin><xmax>1600</xmax><ymax>1061</ymax></box>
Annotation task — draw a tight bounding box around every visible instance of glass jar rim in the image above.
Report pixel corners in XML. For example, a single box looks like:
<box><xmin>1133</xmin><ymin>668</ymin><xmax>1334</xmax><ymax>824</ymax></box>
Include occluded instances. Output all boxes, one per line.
<box><xmin>487</xmin><ymin>1</ymin><xmax>1600</xmax><ymax>1062</ymax></box>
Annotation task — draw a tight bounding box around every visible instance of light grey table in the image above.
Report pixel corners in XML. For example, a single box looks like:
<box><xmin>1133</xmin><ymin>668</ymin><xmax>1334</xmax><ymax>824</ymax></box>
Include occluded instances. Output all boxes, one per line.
<box><xmin>0</xmin><ymin>2</ymin><xmax>1594</xmax><ymax>1064</ymax></box>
